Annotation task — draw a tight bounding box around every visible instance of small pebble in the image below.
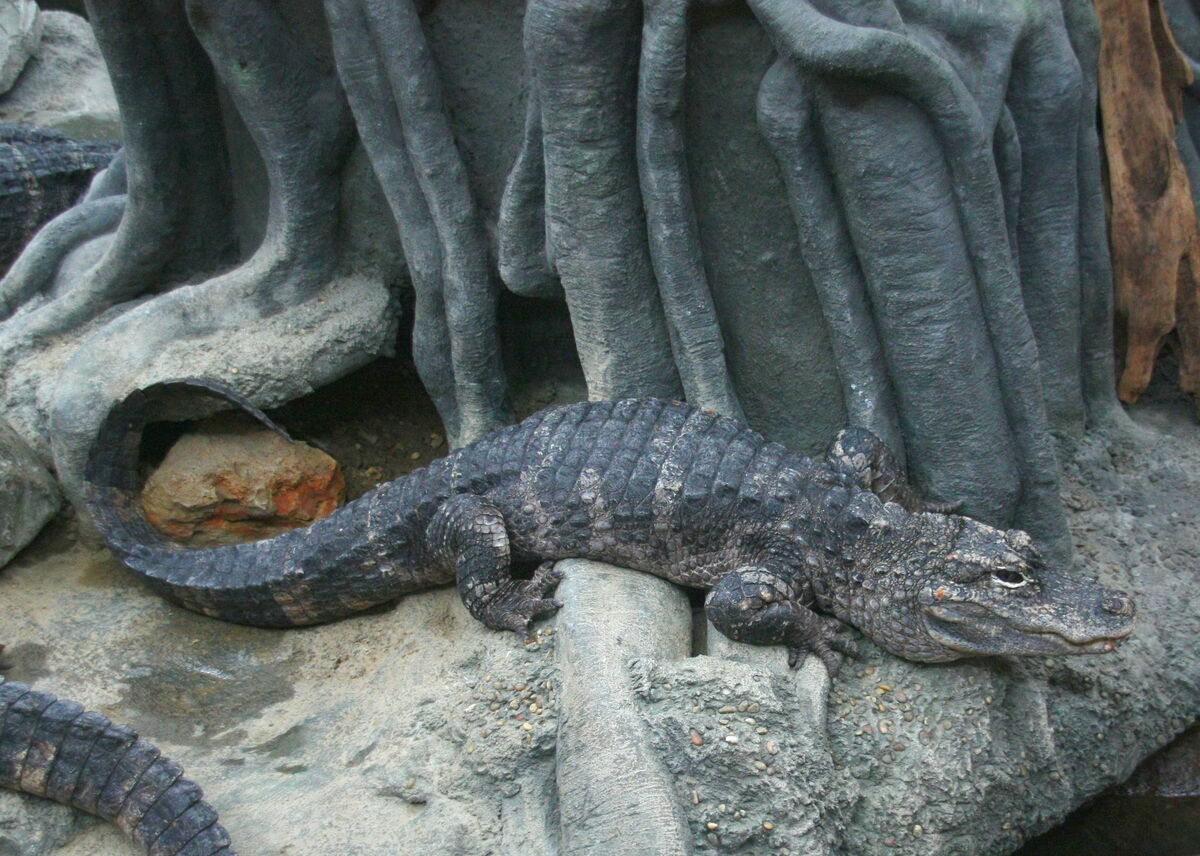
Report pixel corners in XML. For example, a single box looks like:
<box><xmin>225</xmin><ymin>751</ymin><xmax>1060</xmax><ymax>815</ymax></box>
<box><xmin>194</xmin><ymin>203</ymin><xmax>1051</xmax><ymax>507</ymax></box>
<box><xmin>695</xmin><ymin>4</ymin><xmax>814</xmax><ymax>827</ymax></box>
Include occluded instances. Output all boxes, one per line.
<box><xmin>766</xmin><ymin>742</ymin><xmax>779</xmax><ymax>755</ymax></box>
<box><xmin>691</xmin><ymin>730</ymin><xmax>704</xmax><ymax>746</ymax></box>
<box><xmin>725</xmin><ymin>735</ymin><xmax>739</xmax><ymax>744</ymax></box>
<box><xmin>763</xmin><ymin>822</ymin><xmax>775</xmax><ymax>832</ymax></box>
<box><xmin>706</xmin><ymin>822</ymin><xmax>719</xmax><ymax>831</ymax></box>
<box><xmin>754</xmin><ymin>761</ymin><xmax>767</xmax><ymax>771</ymax></box>
<box><xmin>410</xmin><ymin>451</ymin><xmax>421</xmax><ymax>460</ymax></box>
<box><xmin>719</xmin><ymin>705</ymin><xmax>737</xmax><ymax>714</ymax></box>
<box><xmin>756</xmin><ymin>727</ymin><xmax>768</xmax><ymax>735</ymax></box>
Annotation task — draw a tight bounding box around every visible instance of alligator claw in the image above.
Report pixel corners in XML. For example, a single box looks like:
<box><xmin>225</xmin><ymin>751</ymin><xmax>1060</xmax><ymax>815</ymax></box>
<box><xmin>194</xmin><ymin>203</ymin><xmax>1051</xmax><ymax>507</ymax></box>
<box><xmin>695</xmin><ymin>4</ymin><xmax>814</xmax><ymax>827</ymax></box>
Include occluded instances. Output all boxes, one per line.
<box><xmin>789</xmin><ymin>615</ymin><xmax>859</xmax><ymax>676</ymax></box>
<box><xmin>481</xmin><ymin>564</ymin><xmax>565</xmax><ymax>637</ymax></box>
<box><xmin>790</xmin><ymin>644</ymin><xmax>846</xmax><ymax>676</ymax></box>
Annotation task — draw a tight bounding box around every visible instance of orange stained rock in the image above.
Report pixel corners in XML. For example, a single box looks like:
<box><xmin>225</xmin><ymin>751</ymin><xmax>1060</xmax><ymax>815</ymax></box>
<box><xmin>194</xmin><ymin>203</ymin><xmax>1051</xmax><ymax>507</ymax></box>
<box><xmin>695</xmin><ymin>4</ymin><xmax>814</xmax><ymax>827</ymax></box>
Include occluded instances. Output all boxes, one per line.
<box><xmin>141</xmin><ymin>415</ymin><xmax>345</xmax><ymax>547</ymax></box>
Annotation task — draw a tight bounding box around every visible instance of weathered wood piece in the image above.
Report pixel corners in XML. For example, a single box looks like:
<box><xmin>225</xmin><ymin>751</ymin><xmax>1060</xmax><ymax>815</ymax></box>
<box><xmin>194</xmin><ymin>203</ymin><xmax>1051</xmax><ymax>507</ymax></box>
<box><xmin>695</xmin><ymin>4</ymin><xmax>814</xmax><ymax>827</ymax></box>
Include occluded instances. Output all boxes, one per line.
<box><xmin>1097</xmin><ymin>0</ymin><xmax>1200</xmax><ymax>405</ymax></box>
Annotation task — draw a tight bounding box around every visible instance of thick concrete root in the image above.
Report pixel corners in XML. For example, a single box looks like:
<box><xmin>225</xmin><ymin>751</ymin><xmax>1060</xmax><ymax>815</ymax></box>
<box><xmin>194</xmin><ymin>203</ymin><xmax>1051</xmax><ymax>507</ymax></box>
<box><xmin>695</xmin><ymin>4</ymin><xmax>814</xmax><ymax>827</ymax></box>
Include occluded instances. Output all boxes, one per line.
<box><xmin>554</xmin><ymin>560</ymin><xmax>693</xmax><ymax>856</ymax></box>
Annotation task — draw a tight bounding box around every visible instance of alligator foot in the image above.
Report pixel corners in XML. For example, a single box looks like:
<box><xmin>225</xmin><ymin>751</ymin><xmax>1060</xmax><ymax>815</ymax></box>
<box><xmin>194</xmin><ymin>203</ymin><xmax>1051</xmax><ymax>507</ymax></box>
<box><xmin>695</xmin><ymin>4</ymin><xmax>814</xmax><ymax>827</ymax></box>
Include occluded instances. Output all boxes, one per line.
<box><xmin>479</xmin><ymin>563</ymin><xmax>565</xmax><ymax>638</ymax></box>
<box><xmin>787</xmin><ymin>614</ymin><xmax>861</xmax><ymax>676</ymax></box>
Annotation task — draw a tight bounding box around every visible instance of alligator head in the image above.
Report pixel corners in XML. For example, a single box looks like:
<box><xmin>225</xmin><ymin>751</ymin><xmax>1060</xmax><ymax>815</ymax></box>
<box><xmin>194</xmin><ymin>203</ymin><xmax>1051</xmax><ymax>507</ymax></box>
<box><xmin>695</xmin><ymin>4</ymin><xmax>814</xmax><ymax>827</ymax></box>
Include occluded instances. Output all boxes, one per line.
<box><xmin>832</xmin><ymin>497</ymin><xmax>1136</xmax><ymax>664</ymax></box>
<box><xmin>914</xmin><ymin>521</ymin><xmax>1135</xmax><ymax>661</ymax></box>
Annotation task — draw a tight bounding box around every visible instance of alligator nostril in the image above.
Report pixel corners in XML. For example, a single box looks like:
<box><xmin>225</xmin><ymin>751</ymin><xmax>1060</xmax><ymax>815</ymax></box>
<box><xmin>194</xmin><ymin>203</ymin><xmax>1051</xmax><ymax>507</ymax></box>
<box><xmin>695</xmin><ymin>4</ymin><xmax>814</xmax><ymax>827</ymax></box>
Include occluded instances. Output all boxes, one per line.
<box><xmin>1102</xmin><ymin>592</ymin><xmax>1134</xmax><ymax>616</ymax></box>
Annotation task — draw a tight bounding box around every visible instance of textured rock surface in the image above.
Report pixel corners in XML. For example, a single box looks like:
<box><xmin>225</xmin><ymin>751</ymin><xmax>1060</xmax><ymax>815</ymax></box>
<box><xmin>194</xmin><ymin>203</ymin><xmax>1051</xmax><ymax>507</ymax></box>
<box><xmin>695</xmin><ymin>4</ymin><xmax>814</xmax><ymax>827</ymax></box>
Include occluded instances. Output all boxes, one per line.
<box><xmin>0</xmin><ymin>11</ymin><xmax>118</xmax><ymax>140</ymax></box>
<box><xmin>0</xmin><ymin>417</ymin><xmax>59</xmax><ymax>569</ymax></box>
<box><xmin>141</xmin><ymin>415</ymin><xmax>345</xmax><ymax>547</ymax></box>
<box><xmin>0</xmin><ymin>272</ymin><xmax>398</xmax><ymax>470</ymax></box>
<box><xmin>0</xmin><ymin>0</ymin><xmax>40</xmax><ymax>96</ymax></box>
<box><xmin>0</xmin><ymin>408</ymin><xmax>1198</xmax><ymax>855</ymax></box>
<box><xmin>1120</xmin><ymin>724</ymin><xmax>1200</xmax><ymax>798</ymax></box>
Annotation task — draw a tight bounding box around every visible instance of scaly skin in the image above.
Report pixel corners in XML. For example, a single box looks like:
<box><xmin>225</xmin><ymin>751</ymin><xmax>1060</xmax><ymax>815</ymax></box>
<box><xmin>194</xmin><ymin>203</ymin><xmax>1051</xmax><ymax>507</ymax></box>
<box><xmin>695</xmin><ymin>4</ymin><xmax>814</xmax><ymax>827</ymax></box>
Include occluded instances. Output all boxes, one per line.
<box><xmin>0</xmin><ymin>673</ymin><xmax>235</xmax><ymax>855</ymax></box>
<box><xmin>82</xmin><ymin>381</ymin><xmax>1136</xmax><ymax>671</ymax></box>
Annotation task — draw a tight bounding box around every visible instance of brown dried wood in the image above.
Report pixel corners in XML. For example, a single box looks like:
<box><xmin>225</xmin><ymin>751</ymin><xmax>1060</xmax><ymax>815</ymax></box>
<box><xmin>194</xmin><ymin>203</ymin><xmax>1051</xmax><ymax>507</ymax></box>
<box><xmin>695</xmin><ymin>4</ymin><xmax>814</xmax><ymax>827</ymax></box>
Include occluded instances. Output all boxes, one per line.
<box><xmin>1097</xmin><ymin>0</ymin><xmax>1200</xmax><ymax>406</ymax></box>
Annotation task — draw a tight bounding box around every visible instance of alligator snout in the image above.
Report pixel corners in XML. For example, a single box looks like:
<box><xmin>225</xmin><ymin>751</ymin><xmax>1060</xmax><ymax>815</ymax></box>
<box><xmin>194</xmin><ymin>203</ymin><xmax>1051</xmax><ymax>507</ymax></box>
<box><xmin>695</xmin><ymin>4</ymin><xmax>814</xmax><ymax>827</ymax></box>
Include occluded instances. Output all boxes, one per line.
<box><xmin>1101</xmin><ymin>591</ymin><xmax>1135</xmax><ymax>617</ymax></box>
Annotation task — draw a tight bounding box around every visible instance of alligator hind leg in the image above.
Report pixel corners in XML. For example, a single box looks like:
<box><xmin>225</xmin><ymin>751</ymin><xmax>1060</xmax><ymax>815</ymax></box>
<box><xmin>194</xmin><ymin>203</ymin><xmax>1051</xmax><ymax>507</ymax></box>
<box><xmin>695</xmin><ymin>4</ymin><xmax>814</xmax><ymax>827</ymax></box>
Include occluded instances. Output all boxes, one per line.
<box><xmin>826</xmin><ymin>426</ymin><xmax>960</xmax><ymax>513</ymax></box>
<box><xmin>705</xmin><ymin>566</ymin><xmax>857</xmax><ymax>675</ymax></box>
<box><xmin>427</xmin><ymin>493</ymin><xmax>564</xmax><ymax>635</ymax></box>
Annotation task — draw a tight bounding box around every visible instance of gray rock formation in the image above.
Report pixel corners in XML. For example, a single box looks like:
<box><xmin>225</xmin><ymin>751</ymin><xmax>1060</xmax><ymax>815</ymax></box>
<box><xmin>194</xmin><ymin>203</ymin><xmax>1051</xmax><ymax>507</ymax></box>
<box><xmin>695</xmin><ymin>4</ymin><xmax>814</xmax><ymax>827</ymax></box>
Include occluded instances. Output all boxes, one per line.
<box><xmin>0</xmin><ymin>0</ymin><xmax>41</xmax><ymax>96</ymax></box>
<box><xmin>0</xmin><ymin>11</ymin><xmax>118</xmax><ymax>140</ymax></box>
<box><xmin>0</xmin><ymin>416</ymin><xmax>59</xmax><ymax>569</ymax></box>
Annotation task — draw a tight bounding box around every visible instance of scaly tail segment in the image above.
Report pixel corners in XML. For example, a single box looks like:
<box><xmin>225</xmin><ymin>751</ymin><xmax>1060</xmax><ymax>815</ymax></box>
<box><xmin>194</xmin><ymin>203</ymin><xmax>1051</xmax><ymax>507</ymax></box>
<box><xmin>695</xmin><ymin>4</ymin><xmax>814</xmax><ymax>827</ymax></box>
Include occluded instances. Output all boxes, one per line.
<box><xmin>0</xmin><ymin>678</ymin><xmax>236</xmax><ymax>855</ymax></box>
<box><xmin>80</xmin><ymin>379</ymin><xmax>437</xmax><ymax>628</ymax></box>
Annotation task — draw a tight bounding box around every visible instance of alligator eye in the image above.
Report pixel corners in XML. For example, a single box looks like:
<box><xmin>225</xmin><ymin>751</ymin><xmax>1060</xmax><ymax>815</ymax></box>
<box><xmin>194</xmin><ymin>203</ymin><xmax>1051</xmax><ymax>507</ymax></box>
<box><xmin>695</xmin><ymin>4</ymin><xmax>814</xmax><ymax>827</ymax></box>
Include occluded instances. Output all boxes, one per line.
<box><xmin>991</xmin><ymin>568</ymin><xmax>1027</xmax><ymax>588</ymax></box>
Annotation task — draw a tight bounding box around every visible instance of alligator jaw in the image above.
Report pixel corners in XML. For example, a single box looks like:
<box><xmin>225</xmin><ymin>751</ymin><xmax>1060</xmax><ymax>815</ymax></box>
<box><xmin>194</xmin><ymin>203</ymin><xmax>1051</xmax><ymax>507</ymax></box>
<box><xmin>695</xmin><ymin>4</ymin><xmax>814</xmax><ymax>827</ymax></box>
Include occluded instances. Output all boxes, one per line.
<box><xmin>922</xmin><ymin>598</ymin><xmax>1134</xmax><ymax>657</ymax></box>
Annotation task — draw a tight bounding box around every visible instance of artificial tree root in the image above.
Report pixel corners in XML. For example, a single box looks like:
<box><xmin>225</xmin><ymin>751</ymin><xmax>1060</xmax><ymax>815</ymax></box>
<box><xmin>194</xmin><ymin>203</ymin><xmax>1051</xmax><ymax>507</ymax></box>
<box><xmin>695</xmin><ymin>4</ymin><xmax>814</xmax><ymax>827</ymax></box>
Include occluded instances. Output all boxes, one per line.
<box><xmin>524</xmin><ymin>0</ymin><xmax>683</xmax><ymax>401</ymax></box>
<box><xmin>81</xmin><ymin>149</ymin><xmax>127</xmax><ymax>203</ymax></box>
<box><xmin>747</xmin><ymin>0</ymin><xmax>1070</xmax><ymax>565</ymax></box>
<box><xmin>638</xmin><ymin>0</ymin><xmax>743</xmax><ymax>419</ymax></box>
<box><xmin>361</xmin><ymin>0</ymin><xmax>512</xmax><ymax>445</ymax></box>
<box><xmin>498</xmin><ymin>85</ymin><xmax>561</xmax><ymax>301</ymax></box>
<box><xmin>186</xmin><ymin>0</ymin><xmax>353</xmax><ymax>306</ymax></box>
<box><xmin>1005</xmin><ymin>15</ymin><xmax>1089</xmax><ymax>429</ymax></box>
<box><xmin>0</xmin><ymin>0</ymin><xmax>233</xmax><ymax>361</ymax></box>
<box><xmin>0</xmin><ymin>196</ymin><xmax>125</xmax><ymax>322</ymax></box>
<box><xmin>326</xmin><ymin>0</ymin><xmax>513</xmax><ymax>448</ymax></box>
<box><xmin>756</xmin><ymin>57</ymin><xmax>904</xmax><ymax>462</ymax></box>
<box><xmin>325</xmin><ymin>0</ymin><xmax>462</xmax><ymax>445</ymax></box>
<box><xmin>47</xmin><ymin>0</ymin><xmax>372</xmax><ymax>503</ymax></box>
<box><xmin>1060</xmin><ymin>0</ymin><xmax>1128</xmax><ymax>428</ymax></box>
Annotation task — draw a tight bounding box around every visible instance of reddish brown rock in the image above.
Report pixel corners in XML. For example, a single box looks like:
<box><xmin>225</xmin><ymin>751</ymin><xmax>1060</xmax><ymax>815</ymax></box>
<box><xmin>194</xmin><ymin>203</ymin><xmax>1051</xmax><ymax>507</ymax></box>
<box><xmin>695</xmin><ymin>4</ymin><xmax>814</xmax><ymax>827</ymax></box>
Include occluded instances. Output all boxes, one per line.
<box><xmin>141</xmin><ymin>415</ymin><xmax>344</xmax><ymax>546</ymax></box>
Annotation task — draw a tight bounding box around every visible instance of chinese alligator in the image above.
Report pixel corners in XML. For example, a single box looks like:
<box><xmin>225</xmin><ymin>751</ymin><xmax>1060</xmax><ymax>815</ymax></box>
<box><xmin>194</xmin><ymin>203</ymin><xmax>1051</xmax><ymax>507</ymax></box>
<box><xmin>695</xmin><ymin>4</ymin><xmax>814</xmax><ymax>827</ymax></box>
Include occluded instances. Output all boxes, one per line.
<box><xmin>82</xmin><ymin>380</ymin><xmax>1136</xmax><ymax>671</ymax></box>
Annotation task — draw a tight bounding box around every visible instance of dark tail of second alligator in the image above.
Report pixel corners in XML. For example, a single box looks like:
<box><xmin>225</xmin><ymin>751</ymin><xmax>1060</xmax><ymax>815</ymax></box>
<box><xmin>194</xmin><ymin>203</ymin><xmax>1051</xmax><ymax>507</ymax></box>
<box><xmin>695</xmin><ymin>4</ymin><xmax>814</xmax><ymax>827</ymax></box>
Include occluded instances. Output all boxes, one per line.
<box><xmin>0</xmin><ymin>676</ymin><xmax>236</xmax><ymax>855</ymax></box>
<box><xmin>82</xmin><ymin>379</ymin><xmax>436</xmax><ymax>628</ymax></box>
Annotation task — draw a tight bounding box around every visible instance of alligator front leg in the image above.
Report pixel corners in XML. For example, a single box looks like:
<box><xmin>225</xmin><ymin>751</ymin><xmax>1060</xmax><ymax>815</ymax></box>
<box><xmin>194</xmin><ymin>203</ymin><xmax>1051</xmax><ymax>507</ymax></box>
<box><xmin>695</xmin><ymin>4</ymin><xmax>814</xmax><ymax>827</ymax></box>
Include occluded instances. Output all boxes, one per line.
<box><xmin>826</xmin><ymin>426</ymin><xmax>960</xmax><ymax>514</ymax></box>
<box><xmin>426</xmin><ymin>493</ymin><xmax>563</xmax><ymax>636</ymax></box>
<box><xmin>705</xmin><ymin>566</ymin><xmax>857</xmax><ymax>675</ymax></box>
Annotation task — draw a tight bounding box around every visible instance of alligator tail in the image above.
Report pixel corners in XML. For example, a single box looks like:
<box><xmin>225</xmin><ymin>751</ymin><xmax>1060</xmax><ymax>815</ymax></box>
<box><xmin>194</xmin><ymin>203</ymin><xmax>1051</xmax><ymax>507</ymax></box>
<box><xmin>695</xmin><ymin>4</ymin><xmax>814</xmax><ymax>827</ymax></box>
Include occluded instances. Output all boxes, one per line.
<box><xmin>80</xmin><ymin>379</ymin><xmax>434</xmax><ymax>628</ymax></box>
<box><xmin>0</xmin><ymin>677</ymin><xmax>236</xmax><ymax>855</ymax></box>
